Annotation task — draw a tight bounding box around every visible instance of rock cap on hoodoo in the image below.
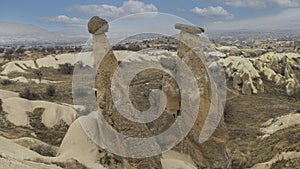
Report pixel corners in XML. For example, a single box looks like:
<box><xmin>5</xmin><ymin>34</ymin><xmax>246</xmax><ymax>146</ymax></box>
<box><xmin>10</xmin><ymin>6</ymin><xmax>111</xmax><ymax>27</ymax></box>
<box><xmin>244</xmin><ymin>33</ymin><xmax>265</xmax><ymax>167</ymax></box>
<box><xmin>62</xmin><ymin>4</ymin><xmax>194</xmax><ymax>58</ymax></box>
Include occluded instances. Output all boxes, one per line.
<box><xmin>175</xmin><ymin>23</ymin><xmax>204</xmax><ymax>34</ymax></box>
<box><xmin>88</xmin><ymin>16</ymin><xmax>109</xmax><ymax>34</ymax></box>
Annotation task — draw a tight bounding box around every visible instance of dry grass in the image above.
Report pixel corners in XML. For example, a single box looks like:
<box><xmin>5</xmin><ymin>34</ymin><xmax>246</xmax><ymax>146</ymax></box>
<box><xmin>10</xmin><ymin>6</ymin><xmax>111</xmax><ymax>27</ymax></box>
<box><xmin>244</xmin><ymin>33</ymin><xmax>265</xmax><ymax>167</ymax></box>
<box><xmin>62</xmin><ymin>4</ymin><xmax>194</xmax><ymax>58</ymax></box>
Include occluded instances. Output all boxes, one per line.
<box><xmin>225</xmin><ymin>75</ymin><xmax>300</xmax><ymax>168</ymax></box>
<box><xmin>1</xmin><ymin>68</ymin><xmax>73</xmax><ymax>104</ymax></box>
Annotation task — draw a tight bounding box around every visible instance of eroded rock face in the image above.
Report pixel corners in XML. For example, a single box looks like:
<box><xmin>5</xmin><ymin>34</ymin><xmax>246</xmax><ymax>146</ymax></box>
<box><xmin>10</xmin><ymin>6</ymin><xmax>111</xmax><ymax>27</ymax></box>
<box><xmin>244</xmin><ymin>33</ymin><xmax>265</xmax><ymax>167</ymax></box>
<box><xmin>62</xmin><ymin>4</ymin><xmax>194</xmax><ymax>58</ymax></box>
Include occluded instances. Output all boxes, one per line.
<box><xmin>219</xmin><ymin>51</ymin><xmax>300</xmax><ymax>96</ymax></box>
<box><xmin>94</xmin><ymin>19</ymin><xmax>230</xmax><ymax>168</ymax></box>
<box><xmin>174</xmin><ymin>27</ymin><xmax>229</xmax><ymax>169</ymax></box>
<box><xmin>88</xmin><ymin>16</ymin><xmax>109</xmax><ymax>34</ymax></box>
<box><xmin>89</xmin><ymin>16</ymin><xmax>163</xmax><ymax>168</ymax></box>
<box><xmin>71</xmin><ymin>16</ymin><xmax>230</xmax><ymax>169</ymax></box>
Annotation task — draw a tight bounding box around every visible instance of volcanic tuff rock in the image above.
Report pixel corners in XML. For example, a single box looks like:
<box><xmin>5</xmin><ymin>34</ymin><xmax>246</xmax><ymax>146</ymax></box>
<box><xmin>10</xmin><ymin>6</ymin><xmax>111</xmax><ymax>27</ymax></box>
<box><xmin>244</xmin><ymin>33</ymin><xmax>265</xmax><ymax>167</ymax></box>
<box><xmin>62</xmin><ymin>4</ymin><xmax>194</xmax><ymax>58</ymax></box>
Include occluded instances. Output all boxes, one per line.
<box><xmin>83</xmin><ymin>17</ymin><xmax>230</xmax><ymax>168</ymax></box>
<box><xmin>218</xmin><ymin>51</ymin><xmax>300</xmax><ymax>96</ymax></box>
<box><xmin>88</xmin><ymin>16</ymin><xmax>108</xmax><ymax>35</ymax></box>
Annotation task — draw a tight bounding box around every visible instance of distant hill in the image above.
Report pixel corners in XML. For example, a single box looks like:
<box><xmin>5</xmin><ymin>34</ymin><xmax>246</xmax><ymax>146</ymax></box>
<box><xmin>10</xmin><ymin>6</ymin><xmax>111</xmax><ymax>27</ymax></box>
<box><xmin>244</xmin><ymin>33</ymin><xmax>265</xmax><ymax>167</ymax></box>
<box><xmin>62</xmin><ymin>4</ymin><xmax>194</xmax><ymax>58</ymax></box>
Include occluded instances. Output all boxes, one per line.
<box><xmin>0</xmin><ymin>22</ymin><xmax>89</xmax><ymax>45</ymax></box>
<box><xmin>0</xmin><ymin>22</ymin><xmax>49</xmax><ymax>35</ymax></box>
<box><xmin>1</xmin><ymin>17</ymin><xmax>300</xmax><ymax>46</ymax></box>
<box><xmin>115</xmin><ymin>33</ymin><xmax>166</xmax><ymax>45</ymax></box>
<box><xmin>206</xmin><ymin>29</ymin><xmax>300</xmax><ymax>42</ymax></box>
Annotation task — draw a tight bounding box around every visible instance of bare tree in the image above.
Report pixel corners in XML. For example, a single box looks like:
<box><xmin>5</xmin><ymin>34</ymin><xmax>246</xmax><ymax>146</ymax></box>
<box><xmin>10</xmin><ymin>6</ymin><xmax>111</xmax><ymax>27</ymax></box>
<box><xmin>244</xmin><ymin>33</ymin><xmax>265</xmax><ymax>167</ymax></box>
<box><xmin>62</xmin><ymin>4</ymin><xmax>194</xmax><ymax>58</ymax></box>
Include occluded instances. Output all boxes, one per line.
<box><xmin>35</xmin><ymin>70</ymin><xmax>43</xmax><ymax>84</ymax></box>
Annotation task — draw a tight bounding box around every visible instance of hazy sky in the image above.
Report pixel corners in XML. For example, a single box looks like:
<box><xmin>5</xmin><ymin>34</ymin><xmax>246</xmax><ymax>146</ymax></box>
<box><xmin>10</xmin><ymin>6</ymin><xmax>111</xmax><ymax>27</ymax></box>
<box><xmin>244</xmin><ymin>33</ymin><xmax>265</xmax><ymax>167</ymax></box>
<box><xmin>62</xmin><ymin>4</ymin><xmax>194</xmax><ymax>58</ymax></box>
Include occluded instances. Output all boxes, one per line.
<box><xmin>0</xmin><ymin>0</ymin><xmax>299</xmax><ymax>31</ymax></box>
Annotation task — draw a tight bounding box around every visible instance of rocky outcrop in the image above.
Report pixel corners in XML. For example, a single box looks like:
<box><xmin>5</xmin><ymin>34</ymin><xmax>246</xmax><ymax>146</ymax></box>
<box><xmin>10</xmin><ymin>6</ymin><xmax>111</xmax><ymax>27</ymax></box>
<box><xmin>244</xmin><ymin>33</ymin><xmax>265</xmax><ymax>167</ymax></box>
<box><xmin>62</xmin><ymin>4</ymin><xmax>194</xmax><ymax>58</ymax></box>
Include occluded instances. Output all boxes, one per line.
<box><xmin>2</xmin><ymin>97</ymin><xmax>76</xmax><ymax>127</ymax></box>
<box><xmin>0</xmin><ymin>52</ymin><xmax>93</xmax><ymax>75</ymax></box>
<box><xmin>0</xmin><ymin>136</ymin><xmax>63</xmax><ymax>169</ymax></box>
<box><xmin>219</xmin><ymin>56</ymin><xmax>262</xmax><ymax>94</ymax></box>
<box><xmin>174</xmin><ymin>25</ymin><xmax>229</xmax><ymax>168</ymax></box>
<box><xmin>56</xmin><ymin>116</ymin><xmax>107</xmax><ymax>169</ymax></box>
<box><xmin>88</xmin><ymin>16</ymin><xmax>108</xmax><ymax>35</ymax></box>
<box><xmin>61</xmin><ymin>17</ymin><xmax>230</xmax><ymax>169</ymax></box>
<box><xmin>219</xmin><ymin>51</ymin><xmax>300</xmax><ymax>96</ymax></box>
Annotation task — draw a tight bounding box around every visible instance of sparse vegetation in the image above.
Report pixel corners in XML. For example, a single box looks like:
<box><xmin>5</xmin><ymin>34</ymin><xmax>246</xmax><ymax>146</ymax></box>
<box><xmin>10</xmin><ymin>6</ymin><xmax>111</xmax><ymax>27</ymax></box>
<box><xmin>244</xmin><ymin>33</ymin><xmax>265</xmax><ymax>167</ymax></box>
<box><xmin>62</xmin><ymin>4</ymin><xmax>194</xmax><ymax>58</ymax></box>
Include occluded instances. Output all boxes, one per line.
<box><xmin>0</xmin><ymin>99</ymin><xmax>2</xmax><ymax>113</ymax></box>
<box><xmin>27</xmin><ymin>108</ymin><xmax>46</xmax><ymax>130</ymax></box>
<box><xmin>52</xmin><ymin>160</ymin><xmax>89</xmax><ymax>169</ymax></box>
<box><xmin>58</xmin><ymin>63</ymin><xmax>74</xmax><ymax>74</ymax></box>
<box><xmin>35</xmin><ymin>69</ymin><xmax>43</xmax><ymax>84</ymax></box>
<box><xmin>46</xmin><ymin>85</ymin><xmax>56</xmax><ymax>96</ymax></box>
<box><xmin>20</xmin><ymin>87</ymin><xmax>40</xmax><ymax>100</ymax></box>
<box><xmin>112</xmin><ymin>36</ymin><xmax>178</xmax><ymax>51</ymax></box>
<box><xmin>26</xmin><ymin>108</ymin><xmax>69</xmax><ymax>146</ymax></box>
<box><xmin>30</xmin><ymin>145</ymin><xmax>56</xmax><ymax>157</ymax></box>
<box><xmin>1</xmin><ymin>79</ymin><xmax>12</xmax><ymax>86</ymax></box>
<box><xmin>0</xmin><ymin>35</ymin><xmax>299</xmax><ymax>169</ymax></box>
<box><xmin>3</xmin><ymin>53</ymin><xmax>13</xmax><ymax>62</ymax></box>
<box><xmin>98</xmin><ymin>149</ymin><xmax>123</xmax><ymax>169</ymax></box>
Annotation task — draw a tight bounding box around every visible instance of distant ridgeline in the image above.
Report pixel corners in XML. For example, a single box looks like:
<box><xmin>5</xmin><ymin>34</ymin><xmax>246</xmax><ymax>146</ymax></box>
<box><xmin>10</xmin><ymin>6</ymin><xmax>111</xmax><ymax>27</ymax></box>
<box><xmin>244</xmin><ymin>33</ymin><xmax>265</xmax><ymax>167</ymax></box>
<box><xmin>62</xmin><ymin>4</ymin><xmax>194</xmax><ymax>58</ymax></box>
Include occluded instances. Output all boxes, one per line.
<box><xmin>112</xmin><ymin>33</ymin><xmax>179</xmax><ymax>51</ymax></box>
<box><xmin>206</xmin><ymin>29</ymin><xmax>300</xmax><ymax>43</ymax></box>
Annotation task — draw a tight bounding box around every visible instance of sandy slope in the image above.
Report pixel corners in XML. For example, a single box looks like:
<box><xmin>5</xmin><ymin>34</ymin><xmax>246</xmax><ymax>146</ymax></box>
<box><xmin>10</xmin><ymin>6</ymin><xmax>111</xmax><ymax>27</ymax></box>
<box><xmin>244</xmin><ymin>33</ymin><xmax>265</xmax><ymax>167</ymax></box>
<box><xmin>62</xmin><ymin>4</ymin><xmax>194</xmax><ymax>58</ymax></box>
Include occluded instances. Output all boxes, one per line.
<box><xmin>0</xmin><ymin>136</ymin><xmax>63</xmax><ymax>169</ymax></box>
<box><xmin>1</xmin><ymin>60</ymin><xmax>36</xmax><ymax>75</ymax></box>
<box><xmin>0</xmin><ymin>89</ymin><xmax>76</xmax><ymax>127</ymax></box>
<box><xmin>161</xmin><ymin>150</ymin><xmax>197</xmax><ymax>169</ymax></box>
<box><xmin>0</xmin><ymin>50</ymin><xmax>177</xmax><ymax>75</ymax></box>
<box><xmin>250</xmin><ymin>151</ymin><xmax>300</xmax><ymax>169</ymax></box>
<box><xmin>2</xmin><ymin>97</ymin><xmax>77</xmax><ymax>127</ymax></box>
<box><xmin>0</xmin><ymin>156</ymin><xmax>62</xmax><ymax>169</ymax></box>
<box><xmin>0</xmin><ymin>89</ymin><xmax>19</xmax><ymax>99</ymax></box>
<box><xmin>1</xmin><ymin>53</ymin><xmax>81</xmax><ymax>75</ymax></box>
<box><xmin>0</xmin><ymin>75</ymin><xmax>61</xmax><ymax>84</ymax></box>
<box><xmin>260</xmin><ymin>112</ymin><xmax>300</xmax><ymax>138</ymax></box>
<box><xmin>12</xmin><ymin>137</ymin><xmax>59</xmax><ymax>153</ymax></box>
<box><xmin>36</xmin><ymin>53</ymin><xmax>78</xmax><ymax>69</ymax></box>
<box><xmin>57</xmin><ymin>116</ymin><xmax>106</xmax><ymax>169</ymax></box>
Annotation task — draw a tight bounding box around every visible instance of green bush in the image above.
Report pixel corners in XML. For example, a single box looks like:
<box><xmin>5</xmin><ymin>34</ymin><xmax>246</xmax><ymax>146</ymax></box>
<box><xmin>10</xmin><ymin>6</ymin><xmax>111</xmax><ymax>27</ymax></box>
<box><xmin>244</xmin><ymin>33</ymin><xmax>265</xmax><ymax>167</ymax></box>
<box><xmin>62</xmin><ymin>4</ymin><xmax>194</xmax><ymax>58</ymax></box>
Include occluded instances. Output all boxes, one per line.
<box><xmin>20</xmin><ymin>87</ymin><xmax>39</xmax><ymax>100</ymax></box>
<box><xmin>58</xmin><ymin>63</ymin><xmax>74</xmax><ymax>74</ymax></box>
<box><xmin>46</xmin><ymin>85</ymin><xmax>56</xmax><ymax>96</ymax></box>
<box><xmin>1</xmin><ymin>79</ymin><xmax>12</xmax><ymax>86</ymax></box>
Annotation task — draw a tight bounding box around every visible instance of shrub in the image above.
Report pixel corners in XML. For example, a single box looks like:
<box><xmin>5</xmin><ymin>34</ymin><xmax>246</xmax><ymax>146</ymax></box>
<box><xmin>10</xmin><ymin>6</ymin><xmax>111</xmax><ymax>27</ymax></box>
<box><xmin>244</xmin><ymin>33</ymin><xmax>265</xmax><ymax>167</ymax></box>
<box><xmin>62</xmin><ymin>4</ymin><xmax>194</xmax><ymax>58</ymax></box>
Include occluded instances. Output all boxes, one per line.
<box><xmin>58</xmin><ymin>63</ymin><xmax>74</xmax><ymax>74</ymax></box>
<box><xmin>75</xmin><ymin>60</ymin><xmax>84</xmax><ymax>69</ymax></box>
<box><xmin>3</xmin><ymin>54</ymin><xmax>13</xmax><ymax>62</ymax></box>
<box><xmin>16</xmin><ymin>47</ymin><xmax>25</xmax><ymax>54</ymax></box>
<box><xmin>1</xmin><ymin>79</ymin><xmax>12</xmax><ymax>86</ymax></box>
<box><xmin>34</xmin><ymin>70</ymin><xmax>43</xmax><ymax>84</ymax></box>
<box><xmin>0</xmin><ymin>99</ymin><xmax>2</xmax><ymax>112</ymax></box>
<box><xmin>27</xmin><ymin>108</ymin><xmax>46</xmax><ymax>130</ymax></box>
<box><xmin>46</xmin><ymin>85</ymin><xmax>56</xmax><ymax>96</ymax></box>
<box><xmin>30</xmin><ymin>145</ymin><xmax>56</xmax><ymax>157</ymax></box>
<box><xmin>20</xmin><ymin>87</ymin><xmax>39</xmax><ymax>100</ymax></box>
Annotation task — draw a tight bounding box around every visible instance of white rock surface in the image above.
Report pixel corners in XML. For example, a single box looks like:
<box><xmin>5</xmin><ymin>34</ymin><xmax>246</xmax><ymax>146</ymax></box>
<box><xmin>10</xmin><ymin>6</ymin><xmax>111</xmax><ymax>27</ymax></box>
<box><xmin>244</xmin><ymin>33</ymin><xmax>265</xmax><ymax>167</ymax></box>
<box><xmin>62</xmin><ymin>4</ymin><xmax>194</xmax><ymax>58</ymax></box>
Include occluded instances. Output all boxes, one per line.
<box><xmin>0</xmin><ymin>90</ymin><xmax>76</xmax><ymax>127</ymax></box>
<box><xmin>10</xmin><ymin>76</ymin><xmax>29</xmax><ymax>83</ymax></box>
<box><xmin>219</xmin><ymin>56</ymin><xmax>260</xmax><ymax>78</ymax></box>
<box><xmin>217</xmin><ymin>46</ymin><xmax>239</xmax><ymax>51</ymax></box>
<box><xmin>0</xmin><ymin>89</ymin><xmax>19</xmax><ymax>100</ymax></box>
<box><xmin>1</xmin><ymin>60</ymin><xmax>37</xmax><ymax>75</ymax></box>
<box><xmin>260</xmin><ymin>113</ymin><xmax>300</xmax><ymax>138</ymax></box>
<box><xmin>250</xmin><ymin>151</ymin><xmax>300</xmax><ymax>169</ymax></box>
<box><xmin>57</xmin><ymin>116</ymin><xmax>106</xmax><ymax>169</ymax></box>
<box><xmin>12</xmin><ymin>137</ymin><xmax>58</xmax><ymax>152</ymax></box>
<box><xmin>0</xmin><ymin>52</ymin><xmax>92</xmax><ymax>75</ymax></box>
<box><xmin>0</xmin><ymin>156</ymin><xmax>62</xmax><ymax>169</ymax></box>
<box><xmin>36</xmin><ymin>53</ymin><xmax>78</xmax><ymax>69</ymax></box>
<box><xmin>36</xmin><ymin>55</ymin><xmax>57</xmax><ymax>68</ymax></box>
<box><xmin>0</xmin><ymin>136</ymin><xmax>42</xmax><ymax>160</ymax></box>
<box><xmin>0</xmin><ymin>75</ymin><xmax>61</xmax><ymax>84</ymax></box>
<box><xmin>161</xmin><ymin>150</ymin><xmax>197</xmax><ymax>169</ymax></box>
<box><xmin>0</xmin><ymin>136</ymin><xmax>62</xmax><ymax>169</ymax></box>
